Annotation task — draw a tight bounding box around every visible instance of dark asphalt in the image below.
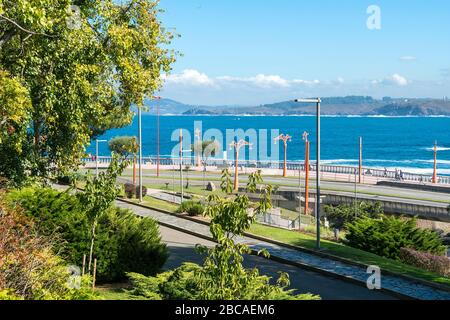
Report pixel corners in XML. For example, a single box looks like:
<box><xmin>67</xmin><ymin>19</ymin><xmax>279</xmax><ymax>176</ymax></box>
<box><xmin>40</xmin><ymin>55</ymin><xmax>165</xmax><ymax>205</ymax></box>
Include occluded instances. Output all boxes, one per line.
<box><xmin>159</xmin><ymin>225</ymin><xmax>397</xmax><ymax>300</ymax></box>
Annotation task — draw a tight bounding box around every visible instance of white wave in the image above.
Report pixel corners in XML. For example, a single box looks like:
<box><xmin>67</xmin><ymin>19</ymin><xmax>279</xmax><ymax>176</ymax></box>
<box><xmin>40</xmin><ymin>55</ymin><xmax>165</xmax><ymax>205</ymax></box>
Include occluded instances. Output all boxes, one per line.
<box><xmin>423</xmin><ymin>147</ymin><xmax>450</xmax><ymax>152</ymax></box>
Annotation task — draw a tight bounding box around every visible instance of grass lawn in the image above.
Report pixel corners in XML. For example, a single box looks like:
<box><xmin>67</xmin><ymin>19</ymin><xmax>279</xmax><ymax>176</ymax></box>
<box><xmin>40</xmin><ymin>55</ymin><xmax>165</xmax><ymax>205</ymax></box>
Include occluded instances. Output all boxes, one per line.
<box><xmin>145</xmin><ymin>183</ymin><xmax>227</xmax><ymax>198</ymax></box>
<box><xmin>95</xmin><ymin>286</ymin><xmax>143</xmax><ymax>300</ymax></box>
<box><xmin>248</xmin><ymin>223</ymin><xmax>450</xmax><ymax>287</ymax></box>
<box><xmin>125</xmin><ymin>195</ymin><xmax>180</xmax><ymax>213</ymax></box>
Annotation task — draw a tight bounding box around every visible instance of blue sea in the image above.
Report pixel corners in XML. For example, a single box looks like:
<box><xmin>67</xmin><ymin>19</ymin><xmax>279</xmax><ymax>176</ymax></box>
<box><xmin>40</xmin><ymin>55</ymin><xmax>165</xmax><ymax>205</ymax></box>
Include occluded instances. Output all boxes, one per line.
<box><xmin>88</xmin><ymin>116</ymin><xmax>450</xmax><ymax>176</ymax></box>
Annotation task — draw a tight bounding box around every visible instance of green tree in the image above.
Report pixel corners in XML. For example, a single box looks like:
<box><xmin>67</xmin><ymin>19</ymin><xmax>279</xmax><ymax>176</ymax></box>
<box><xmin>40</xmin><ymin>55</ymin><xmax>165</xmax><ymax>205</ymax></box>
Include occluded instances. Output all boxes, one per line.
<box><xmin>192</xmin><ymin>140</ymin><xmax>220</xmax><ymax>161</ymax></box>
<box><xmin>220</xmin><ymin>168</ymin><xmax>233</xmax><ymax>194</ymax></box>
<box><xmin>108</xmin><ymin>136</ymin><xmax>139</xmax><ymax>157</ymax></box>
<box><xmin>126</xmin><ymin>180</ymin><xmax>319</xmax><ymax>300</ymax></box>
<box><xmin>77</xmin><ymin>153</ymin><xmax>130</xmax><ymax>273</ymax></box>
<box><xmin>345</xmin><ymin>215</ymin><xmax>446</xmax><ymax>259</ymax></box>
<box><xmin>0</xmin><ymin>0</ymin><xmax>177</xmax><ymax>182</ymax></box>
<box><xmin>324</xmin><ymin>201</ymin><xmax>383</xmax><ymax>230</ymax></box>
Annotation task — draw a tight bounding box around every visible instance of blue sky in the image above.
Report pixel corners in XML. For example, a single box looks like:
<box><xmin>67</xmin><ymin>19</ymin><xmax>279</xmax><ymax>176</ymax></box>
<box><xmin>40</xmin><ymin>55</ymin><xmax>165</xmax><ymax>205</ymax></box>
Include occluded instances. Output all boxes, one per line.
<box><xmin>158</xmin><ymin>0</ymin><xmax>450</xmax><ymax>105</ymax></box>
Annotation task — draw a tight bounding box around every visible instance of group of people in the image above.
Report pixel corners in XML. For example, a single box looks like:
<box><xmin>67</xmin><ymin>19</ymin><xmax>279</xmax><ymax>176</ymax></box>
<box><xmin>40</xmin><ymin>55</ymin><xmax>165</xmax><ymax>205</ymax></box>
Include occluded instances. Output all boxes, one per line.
<box><xmin>394</xmin><ymin>168</ymin><xmax>404</xmax><ymax>181</ymax></box>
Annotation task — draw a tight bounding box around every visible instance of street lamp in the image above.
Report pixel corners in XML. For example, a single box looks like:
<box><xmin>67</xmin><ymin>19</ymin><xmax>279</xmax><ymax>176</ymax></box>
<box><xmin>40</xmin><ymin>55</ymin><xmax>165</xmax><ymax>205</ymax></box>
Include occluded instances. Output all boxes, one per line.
<box><xmin>359</xmin><ymin>137</ymin><xmax>363</xmax><ymax>184</ymax></box>
<box><xmin>154</xmin><ymin>96</ymin><xmax>162</xmax><ymax>178</ymax></box>
<box><xmin>294</xmin><ymin>98</ymin><xmax>321</xmax><ymax>250</ymax></box>
<box><xmin>195</xmin><ymin>128</ymin><xmax>202</xmax><ymax>168</ymax></box>
<box><xmin>432</xmin><ymin>141</ymin><xmax>438</xmax><ymax>184</ymax></box>
<box><xmin>95</xmin><ymin>139</ymin><xmax>107</xmax><ymax>177</ymax></box>
<box><xmin>138</xmin><ymin>104</ymin><xmax>144</xmax><ymax>203</ymax></box>
<box><xmin>302</xmin><ymin>131</ymin><xmax>310</xmax><ymax>215</ymax></box>
<box><xmin>274</xmin><ymin>134</ymin><xmax>292</xmax><ymax>177</ymax></box>
<box><xmin>178</xmin><ymin>130</ymin><xmax>192</xmax><ymax>204</ymax></box>
<box><xmin>229</xmin><ymin>139</ymin><xmax>253</xmax><ymax>191</ymax></box>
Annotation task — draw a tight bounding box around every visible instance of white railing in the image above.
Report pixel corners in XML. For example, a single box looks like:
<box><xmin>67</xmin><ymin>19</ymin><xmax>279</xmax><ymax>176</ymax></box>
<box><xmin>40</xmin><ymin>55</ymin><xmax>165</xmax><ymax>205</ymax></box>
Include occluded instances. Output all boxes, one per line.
<box><xmin>82</xmin><ymin>156</ymin><xmax>450</xmax><ymax>186</ymax></box>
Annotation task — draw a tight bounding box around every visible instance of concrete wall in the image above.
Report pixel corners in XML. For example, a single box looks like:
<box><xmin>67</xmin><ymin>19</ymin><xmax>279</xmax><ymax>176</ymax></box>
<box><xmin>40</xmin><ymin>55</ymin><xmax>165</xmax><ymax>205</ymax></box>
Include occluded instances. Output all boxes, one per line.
<box><xmin>270</xmin><ymin>189</ymin><xmax>450</xmax><ymax>223</ymax></box>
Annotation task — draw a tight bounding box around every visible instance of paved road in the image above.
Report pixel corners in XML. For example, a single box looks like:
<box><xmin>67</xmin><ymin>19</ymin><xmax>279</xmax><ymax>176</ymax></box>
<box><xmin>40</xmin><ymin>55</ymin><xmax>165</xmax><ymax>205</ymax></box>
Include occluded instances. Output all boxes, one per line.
<box><xmin>159</xmin><ymin>225</ymin><xmax>396</xmax><ymax>300</ymax></box>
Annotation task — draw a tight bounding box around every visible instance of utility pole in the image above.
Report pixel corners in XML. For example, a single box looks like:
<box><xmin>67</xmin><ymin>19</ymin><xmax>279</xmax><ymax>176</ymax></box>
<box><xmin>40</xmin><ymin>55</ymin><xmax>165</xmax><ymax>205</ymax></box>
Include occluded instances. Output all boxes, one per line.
<box><xmin>302</xmin><ymin>131</ymin><xmax>310</xmax><ymax>215</ymax></box>
<box><xmin>195</xmin><ymin>128</ymin><xmax>202</xmax><ymax>168</ymax></box>
<box><xmin>274</xmin><ymin>134</ymin><xmax>292</xmax><ymax>177</ymax></box>
<box><xmin>138</xmin><ymin>106</ymin><xmax>143</xmax><ymax>202</ymax></box>
<box><xmin>230</xmin><ymin>139</ymin><xmax>252</xmax><ymax>191</ymax></box>
<box><xmin>156</xmin><ymin>102</ymin><xmax>160</xmax><ymax>178</ymax></box>
<box><xmin>354</xmin><ymin>168</ymin><xmax>358</xmax><ymax>217</ymax></box>
<box><xmin>95</xmin><ymin>139</ymin><xmax>107</xmax><ymax>178</ymax></box>
<box><xmin>295</xmin><ymin>98</ymin><xmax>321</xmax><ymax>250</ymax></box>
<box><xmin>359</xmin><ymin>136</ymin><xmax>363</xmax><ymax>184</ymax></box>
<box><xmin>179</xmin><ymin>129</ymin><xmax>184</xmax><ymax>203</ymax></box>
<box><xmin>433</xmin><ymin>141</ymin><xmax>438</xmax><ymax>184</ymax></box>
<box><xmin>152</xmin><ymin>96</ymin><xmax>162</xmax><ymax>178</ymax></box>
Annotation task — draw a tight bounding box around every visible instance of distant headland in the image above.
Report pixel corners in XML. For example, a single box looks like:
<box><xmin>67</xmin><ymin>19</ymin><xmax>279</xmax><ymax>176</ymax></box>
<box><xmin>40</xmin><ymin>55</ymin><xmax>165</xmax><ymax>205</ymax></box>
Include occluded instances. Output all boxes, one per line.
<box><xmin>144</xmin><ymin>96</ymin><xmax>450</xmax><ymax>116</ymax></box>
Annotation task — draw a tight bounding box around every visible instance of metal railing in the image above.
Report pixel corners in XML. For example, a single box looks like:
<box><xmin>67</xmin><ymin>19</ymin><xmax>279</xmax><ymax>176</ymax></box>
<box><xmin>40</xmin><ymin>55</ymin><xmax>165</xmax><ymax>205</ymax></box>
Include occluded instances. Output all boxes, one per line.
<box><xmin>82</xmin><ymin>156</ymin><xmax>450</xmax><ymax>185</ymax></box>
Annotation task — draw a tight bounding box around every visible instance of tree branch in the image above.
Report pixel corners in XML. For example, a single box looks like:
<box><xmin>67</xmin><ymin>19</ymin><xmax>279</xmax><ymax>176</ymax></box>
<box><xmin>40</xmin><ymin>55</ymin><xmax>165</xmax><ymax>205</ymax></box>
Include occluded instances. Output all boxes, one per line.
<box><xmin>0</xmin><ymin>14</ymin><xmax>56</xmax><ymax>38</ymax></box>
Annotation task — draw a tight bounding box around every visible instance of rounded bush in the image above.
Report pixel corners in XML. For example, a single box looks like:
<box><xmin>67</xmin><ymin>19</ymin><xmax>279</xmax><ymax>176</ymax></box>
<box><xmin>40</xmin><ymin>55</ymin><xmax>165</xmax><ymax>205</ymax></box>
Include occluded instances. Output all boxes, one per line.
<box><xmin>7</xmin><ymin>188</ymin><xmax>168</xmax><ymax>282</ymax></box>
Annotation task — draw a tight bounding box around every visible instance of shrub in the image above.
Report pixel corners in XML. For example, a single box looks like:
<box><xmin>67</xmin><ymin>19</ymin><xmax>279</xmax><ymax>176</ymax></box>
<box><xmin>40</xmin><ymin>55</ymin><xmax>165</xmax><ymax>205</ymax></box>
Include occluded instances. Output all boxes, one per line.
<box><xmin>127</xmin><ymin>263</ymin><xmax>320</xmax><ymax>301</ymax></box>
<box><xmin>344</xmin><ymin>215</ymin><xmax>446</xmax><ymax>260</ymax></box>
<box><xmin>399</xmin><ymin>248</ymin><xmax>450</xmax><ymax>277</ymax></box>
<box><xmin>324</xmin><ymin>201</ymin><xmax>383</xmax><ymax>230</ymax></box>
<box><xmin>124</xmin><ymin>183</ymin><xmax>136</xmax><ymax>198</ymax></box>
<box><xmin>177</xmin><ymin>200</ymin><xmax>204</xmax><ymax>216</ymax></box>
<box><xmin>0</xmin><ymin>192</ymin><xmax>96</xmax><ymax>300</ymax></box>
<box><xmin>124</xmin><ymin>183</ymin><xmax>147</xmax><ymax>199</ymax></box>
<box><xmin>7</xmin><ymin>187</ymin><xmax>168</xmax><ymax>282</ymax></box>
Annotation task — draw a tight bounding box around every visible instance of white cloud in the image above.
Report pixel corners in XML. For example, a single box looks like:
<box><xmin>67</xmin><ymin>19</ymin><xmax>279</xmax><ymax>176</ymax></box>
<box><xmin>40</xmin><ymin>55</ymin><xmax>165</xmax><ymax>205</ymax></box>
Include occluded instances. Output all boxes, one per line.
<box><xmin>292</xmin><ymin>79</ymin><xmax>321</xmax><ymax>85</ymax></box>
<box><xmin>163</xmin><ymin>69</ymin><xmax>214</xmax><ymax>86</ymax></box>
<box><xmin>388</xmin><ymin>73</ymin><xmax>409</xmax><ymax>86</ymax></box>
<box><xmin>217</xmin><ymin>74</ymin><xmax>290</xmax><ymax>88</ymax></box>
<box><xmin>400</xmin><ymin>56</ymin><xmax>417</xmax><ymax>61</ymax></box>
<box><xmin>373</xmin><ymin>74</ymin><xmax>409</xmax><ymax>86</ymax></box>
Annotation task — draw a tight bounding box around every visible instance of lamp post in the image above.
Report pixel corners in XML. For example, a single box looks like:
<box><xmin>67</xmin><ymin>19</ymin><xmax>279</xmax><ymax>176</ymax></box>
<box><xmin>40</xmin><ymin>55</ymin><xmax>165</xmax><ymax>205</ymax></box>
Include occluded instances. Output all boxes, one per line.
<box><xmin>138</xmin><ymin>104</ymin><xmax>144</xmax><ymax>203</ymax></box>
<box><xmin>295</xmin><ymin>98</ymin><xmax>321</xmax><ymax>250</ymax></box>
<box><xmin>179</xmin><ymin>129</ymin><xmax>184</xmax><ymax>203</ymax></box>
<box><xmin>154</xmin><ymin>96</ymin><xmax>162</xmax><ymax>178</ymax></box>
<box><xmin>230</xmin><ymin>139</ymin><xmax>252</xmax><ymax>191</ymax></box>
<box><xmin>274</xmin><ymin>134</ymin><xmax>292</xmax><ymax>177</ymax></box>
<box><xmin>302</xmin><ymin>131</ymin><xmax>310</xmax><ymax>215</ymax></box>
<box><xmin>359</xmin><ymin>137</ymin><xmax>363</xmax><ymax>184</ymax></box>
<box><xmin>433</xmin><ymin>141</ymin><xmax>438</xmax><ymax>184</ymax></box>
<box><xmin>95</xmin><ymin>139</ymin><xmax>107</xmax><ymax>177</ymax></box>
<box><xmin>195</xmin><ymin>128</ymin><xmax>202</xmax><ymax>168</ymax></box>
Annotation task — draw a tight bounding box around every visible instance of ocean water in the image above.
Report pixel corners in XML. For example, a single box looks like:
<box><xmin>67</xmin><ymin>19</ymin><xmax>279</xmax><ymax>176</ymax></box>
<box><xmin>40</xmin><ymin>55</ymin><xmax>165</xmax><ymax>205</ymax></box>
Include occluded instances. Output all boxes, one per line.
<box><xmin>88</xmin><ymin>116</ymin><xmax>450</xmax><ymax>175</ymax></box>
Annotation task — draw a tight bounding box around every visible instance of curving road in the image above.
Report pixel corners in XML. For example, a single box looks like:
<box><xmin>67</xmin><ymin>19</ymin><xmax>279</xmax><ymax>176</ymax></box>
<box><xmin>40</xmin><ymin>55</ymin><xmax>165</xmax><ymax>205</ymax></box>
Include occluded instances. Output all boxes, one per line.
<box><xmin>158</xmin><ymin>225</ymin><xmax>396</xmax><ymax>300</ymax></box>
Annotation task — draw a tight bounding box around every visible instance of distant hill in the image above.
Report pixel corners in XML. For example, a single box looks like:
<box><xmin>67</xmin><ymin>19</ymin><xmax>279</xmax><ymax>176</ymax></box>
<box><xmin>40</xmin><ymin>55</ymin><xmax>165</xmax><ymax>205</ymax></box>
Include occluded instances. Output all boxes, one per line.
<box><xmin>142</xmin><ymin>96</ymin><xmax>450</xmax><ymax>116</ymax></box>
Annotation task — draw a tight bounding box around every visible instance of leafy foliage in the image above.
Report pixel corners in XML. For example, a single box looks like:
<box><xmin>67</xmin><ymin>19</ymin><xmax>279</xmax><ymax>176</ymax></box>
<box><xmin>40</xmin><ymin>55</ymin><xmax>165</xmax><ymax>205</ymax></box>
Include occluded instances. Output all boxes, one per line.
<box><xmin>399</xmin><ymin>248</ymin><xmax>450</xmax><ymax>277</ymax></box>
<box><xmin>108</xmin><ymin>136</ymin><xmax>139</xmax><ymax>157</ymax></box>
<box><xmin>192</xmin><ymin>140</ymin><xmax>220</xmax><ymax>160</ymax></box>
<box><xmin>7</xmin><ymin>187</ymin><xmax>168</xmax><ymax>283</ymax></box>
<box><xmin>324</xmin><ymin>201</ymin><xmax>383</xmax><ymax>230</ymax></box>
<box><xmin>127</xmin><ymin>179</ymin><xmax>319</xmax><ymax>300</ymax></box>
<box><xmin>0</xmin><ymin>192</ymin><xmax>96</xmax><ymax>300</ymax></box>
<box><xmin>220</xmin><ymin>168</ymin><xmax>233</xmax><ymax>194</ymax></box>
<box><xmin>246</xmin><ymin>170</ymin><xmax>263</xmax><ymax>193</ymax></box>
<box><xmin>126</xmin><ymin>263</ymin><xmax>319</xmax><ymax>300</ymax></box>
<box><xmin>344</xmin><ymin>215</ymin><xmax>446</xmax><ymax>260</ymax></box>
<box><xmin>0</xmin><ymin>0</ymin><xmax>177</xmax><ymax>181</ymax></box>
<box><xmin>177</xmin><ymin>200</ymin><xmax>205</xmax><ymax>216</ymax></box>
